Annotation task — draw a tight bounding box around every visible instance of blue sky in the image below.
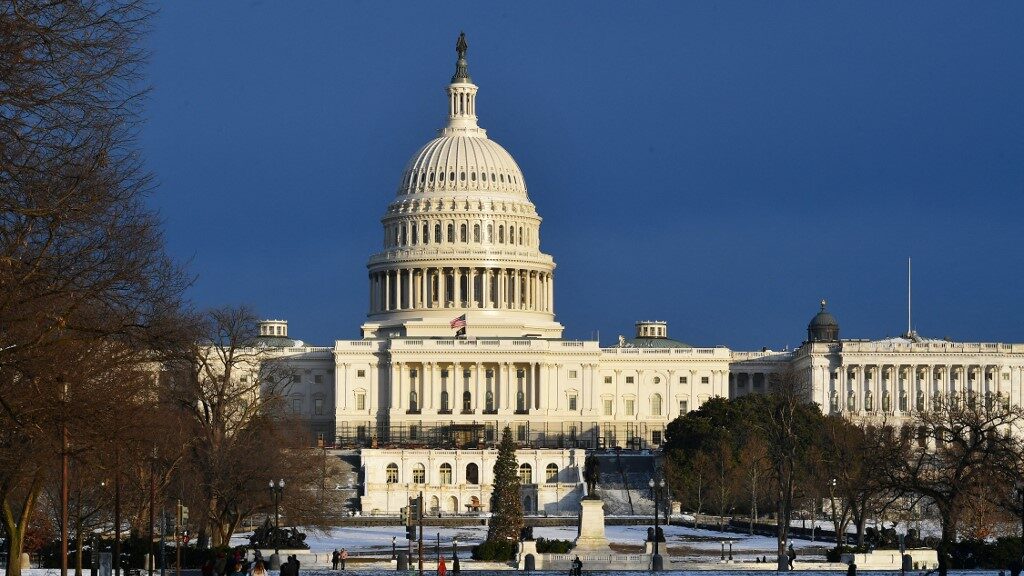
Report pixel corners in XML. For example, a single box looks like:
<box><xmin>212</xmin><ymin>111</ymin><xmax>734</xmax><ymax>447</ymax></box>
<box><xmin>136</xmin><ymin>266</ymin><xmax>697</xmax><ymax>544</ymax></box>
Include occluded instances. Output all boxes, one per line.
<box><xmin>142</xmin><ymin>2</ymin><xmax>1024</xmax><ymax>349</ymax></box>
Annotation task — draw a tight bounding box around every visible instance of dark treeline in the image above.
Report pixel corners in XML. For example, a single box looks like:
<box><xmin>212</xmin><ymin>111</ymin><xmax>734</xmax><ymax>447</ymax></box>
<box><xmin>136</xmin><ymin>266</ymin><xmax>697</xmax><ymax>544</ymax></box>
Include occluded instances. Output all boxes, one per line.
<box><xmin>0</xmin><ymin>3</ymin><xmax>341</xmax><ymax>576</ymax></box>
<box><xmin>663</xmin><ymin>371</ymin><xmax>1024</xmax><ymax>576</ymax></box>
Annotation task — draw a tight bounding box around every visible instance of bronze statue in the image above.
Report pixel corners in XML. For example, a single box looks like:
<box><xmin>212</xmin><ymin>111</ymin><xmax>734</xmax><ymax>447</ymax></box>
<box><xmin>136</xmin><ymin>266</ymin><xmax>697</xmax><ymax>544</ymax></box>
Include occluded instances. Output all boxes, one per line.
<box><xmin>456</xmin><ymin>32</ymin><xmax>468</xmax><ymax>59</ymax></box>
<box><xmin>583</xmin><ymin>453</ymin><xmax>600</xmax><ymax>497</ymax></box>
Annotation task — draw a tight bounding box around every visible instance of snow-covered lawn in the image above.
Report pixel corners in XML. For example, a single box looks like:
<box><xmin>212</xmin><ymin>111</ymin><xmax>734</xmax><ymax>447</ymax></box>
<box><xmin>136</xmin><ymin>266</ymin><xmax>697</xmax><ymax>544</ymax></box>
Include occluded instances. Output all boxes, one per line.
<box><xmin>229</xmin><ymin>523</ymin><xmax>832</xmax><ymax>557</ymax></box>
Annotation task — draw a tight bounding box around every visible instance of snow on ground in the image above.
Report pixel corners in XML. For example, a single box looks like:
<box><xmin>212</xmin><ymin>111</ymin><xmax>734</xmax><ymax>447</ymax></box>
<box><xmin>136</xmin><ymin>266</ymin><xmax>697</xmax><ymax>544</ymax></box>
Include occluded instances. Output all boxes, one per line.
<box><xmin>230</xmin><ymin>523</ymin><xmax>832</xmax><ymax>557</ymax></box>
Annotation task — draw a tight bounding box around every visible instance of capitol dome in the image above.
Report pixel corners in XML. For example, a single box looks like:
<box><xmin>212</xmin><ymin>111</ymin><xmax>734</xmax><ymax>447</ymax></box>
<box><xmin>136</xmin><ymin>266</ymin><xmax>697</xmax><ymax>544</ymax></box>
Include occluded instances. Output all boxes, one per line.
<box><xmin>397</xmin><ymin>135</ymin><xmax>527</xmax><ymax>198</ymax></box>
<box><xmin>361</xmin><ymin>33</ymin><xmax>563</xmax><ymax>340</ymax></box>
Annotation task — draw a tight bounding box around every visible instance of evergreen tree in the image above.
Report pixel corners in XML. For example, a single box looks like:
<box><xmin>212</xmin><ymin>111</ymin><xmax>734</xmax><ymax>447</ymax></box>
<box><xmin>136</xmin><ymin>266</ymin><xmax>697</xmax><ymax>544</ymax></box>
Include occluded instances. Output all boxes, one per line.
<box><xmin>487</xmin><ymin>426</ymin><xmax>524</xmax><ymax>543</ymax></box>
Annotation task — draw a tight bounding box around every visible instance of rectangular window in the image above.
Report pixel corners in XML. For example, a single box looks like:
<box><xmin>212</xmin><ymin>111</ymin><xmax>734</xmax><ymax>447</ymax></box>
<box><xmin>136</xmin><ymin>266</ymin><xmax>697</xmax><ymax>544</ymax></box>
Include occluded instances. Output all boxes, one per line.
<box><xmin>410</xmin><ymin>425</ymin><xmax>419</xmax><ymax>440</ymax></box>
<box><xmin>356</xmin><ymin>393</ymin><xmax>366</xmax><ymax>411</ymax></box>
<box><xmin>291</xmin><ymin>398</ymin><xmax>302</xmax><ymax>412</ymax></box>
<box><xmin>568</xmin><ymin>395</ymin><xmax>578</xmax><ymax>411</ymax></box>
<box><xmin>679</xmin><ymin>400</ymin><xmax>688</xmax><ymax>415</ymax></box>
<box><xmin>679</xmin><ymin>376</ymin><xmax>687</xmax><ymax>384</ymax></box>
<box><xmin>386</xmin><ymin>467</ymin><xmax>398</xmax><ymax>483</ymax></box>
<box><xmin>517</xmin><ymin>425</ymin><xmax>527</xmax><ymax>442</ymax></box>
<box><xmin>651</xmin><ymin>430</ymin><xmax>662</xmax><ymax>445</ymax></box>
<box><xmin>603</xmin><ymin>399</ymin><xmax>613</xmax><ymax>416</ymax></box>
<box><xmin>604</xmin><ymin>376</ymin><xmax>613</xmax><ymax>384</ymax></box>
<box><xmin>625</xmin><ymin>376</ymin><xmax>635</xmax><ymax>384</ymax></box>
<box><xmin>569</xmin><ymin>370</ymin><xmax>578</xmax><ymax>378</ymax></box>
<box><xmin>701</xmin><ymin>376</ymin><xmax>709</xmax><ymax>384</ymax></box>
<box><xmin>413</xmin><ymin>467</ymin><xmax>425</xmax><ymax>484</ymax></box>
<box><xmin>314</xmin><ymin>398</ymin><xmax>324</xmax><ymax>416</ymax></box>
<box><xmin>291</xmin><ymin>374</ymin><xmax>301</xmax><ymax>383</ymax></box>
<box><xmin>625</xmin><ymin>399</ymin><xmax>635</xmax><ymax>415</ymax></box>
<box><xmin>441</xmin><ymin>369</ymin><xmax>449</xmax><ymax>378</ymax></box>
<box><xmin>314</xmin><ymin>374</ymin><xmax>323</xmax><ymax>384</ymax></box>
<box><xmin>357</xmin><ymin>369</ymin><xmax>366</xmax><ymax>377</ymax></box>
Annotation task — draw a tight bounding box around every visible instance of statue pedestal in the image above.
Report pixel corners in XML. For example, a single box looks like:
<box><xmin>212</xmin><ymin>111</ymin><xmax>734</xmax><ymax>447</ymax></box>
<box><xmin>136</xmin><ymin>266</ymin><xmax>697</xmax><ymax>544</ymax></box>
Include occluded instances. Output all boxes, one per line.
<box><xmin>574</xmin><ymin>498</ymin><xmax>611</xmax><ymax>552</ymax></box>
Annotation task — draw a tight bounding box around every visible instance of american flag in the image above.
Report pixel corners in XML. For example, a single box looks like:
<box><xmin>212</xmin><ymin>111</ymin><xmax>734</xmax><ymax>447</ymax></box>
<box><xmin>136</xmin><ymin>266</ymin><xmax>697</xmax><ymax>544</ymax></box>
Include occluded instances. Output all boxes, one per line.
<box><xmin>450</xmin><ymin>314</ymin><xmax>466</xmax><ymax>329</ymax></box>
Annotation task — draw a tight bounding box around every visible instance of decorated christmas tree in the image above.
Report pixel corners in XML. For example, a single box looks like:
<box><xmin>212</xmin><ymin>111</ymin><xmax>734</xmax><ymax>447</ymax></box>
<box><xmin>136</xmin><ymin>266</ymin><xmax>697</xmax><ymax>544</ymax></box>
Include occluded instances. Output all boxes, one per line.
<box><xmin>487</xmin><ymin>426</ymin><xmax>524</xmax><ymax>543</ymax></box>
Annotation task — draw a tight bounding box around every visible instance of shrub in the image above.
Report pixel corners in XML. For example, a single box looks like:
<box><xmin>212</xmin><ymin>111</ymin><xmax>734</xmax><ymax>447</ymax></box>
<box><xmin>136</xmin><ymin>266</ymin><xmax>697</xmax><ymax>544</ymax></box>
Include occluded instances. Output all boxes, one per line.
<box><xmin>536</xmin><ymin>538</ymin><xmax>574</xmax><ymax>554</ymax></box>
<box><xmin>472</xmin><ymin>539</ymin><xmax>517</xmax><ymax>561</ymax></box>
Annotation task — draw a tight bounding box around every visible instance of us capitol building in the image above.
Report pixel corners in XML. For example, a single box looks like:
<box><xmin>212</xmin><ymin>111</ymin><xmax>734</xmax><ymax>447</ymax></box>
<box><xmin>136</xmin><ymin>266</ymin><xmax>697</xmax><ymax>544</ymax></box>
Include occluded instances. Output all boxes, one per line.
<box><xmin>256</xmin><ymin>36</ymin><xmax>1024</xmax><ymax>516</ymax></box>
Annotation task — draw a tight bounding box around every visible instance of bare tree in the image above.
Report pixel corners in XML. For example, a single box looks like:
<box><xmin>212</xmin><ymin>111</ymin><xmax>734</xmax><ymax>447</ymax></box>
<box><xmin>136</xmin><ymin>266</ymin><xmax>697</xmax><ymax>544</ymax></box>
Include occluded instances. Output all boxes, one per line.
<box><xmin>879</xmin><ymin>395</ymin><xmax>1024</xmax><ymax>576</ymax></box>
<box><xmin>0</xmin><ymin>4</ymin><xmax>185</xmax><ymax>574</ymax></box>
<box><xmin>759</xmin><ymin>368</ymin><xmax>819</xmax><ymax>571</ymax></box>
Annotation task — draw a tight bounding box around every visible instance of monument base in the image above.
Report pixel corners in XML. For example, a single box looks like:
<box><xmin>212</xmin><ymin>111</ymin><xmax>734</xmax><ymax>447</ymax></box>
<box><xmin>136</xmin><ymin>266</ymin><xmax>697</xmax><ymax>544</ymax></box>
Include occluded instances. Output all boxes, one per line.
<box><xmin>574</xmin><ymin>498</ymin><xmax>611</xmax><ymax>552</ymax></box>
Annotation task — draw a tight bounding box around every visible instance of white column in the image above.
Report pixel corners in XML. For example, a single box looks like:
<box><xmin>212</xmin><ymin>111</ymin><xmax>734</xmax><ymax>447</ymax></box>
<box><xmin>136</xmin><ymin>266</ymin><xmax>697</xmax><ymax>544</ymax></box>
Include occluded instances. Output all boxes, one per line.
<box><xmin>474</xmin><ymin>362</ymin><xmax>482</xmax><ymax>411</ymax></box>
<box><xmin>483</xmin><ymin>269</ymin><xmax>491</xmax><ymax>308</ymax></box>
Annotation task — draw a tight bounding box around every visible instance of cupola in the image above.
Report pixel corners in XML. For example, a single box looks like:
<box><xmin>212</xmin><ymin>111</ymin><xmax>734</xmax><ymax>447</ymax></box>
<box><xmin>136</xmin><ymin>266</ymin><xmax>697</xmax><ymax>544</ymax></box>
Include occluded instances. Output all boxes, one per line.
<box><xmin>807</xmin><ymin>300</ymin><xmax>840</xmax><ymax>343</ymax></box>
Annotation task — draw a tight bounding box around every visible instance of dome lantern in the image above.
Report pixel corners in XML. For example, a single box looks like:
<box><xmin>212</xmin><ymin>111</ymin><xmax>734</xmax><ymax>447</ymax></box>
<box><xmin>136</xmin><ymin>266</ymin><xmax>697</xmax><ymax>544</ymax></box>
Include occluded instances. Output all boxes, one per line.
<box><xmin>445</xmin><ymin>33</ymin><xmax>479</xmax><ymax>133</ymax></box>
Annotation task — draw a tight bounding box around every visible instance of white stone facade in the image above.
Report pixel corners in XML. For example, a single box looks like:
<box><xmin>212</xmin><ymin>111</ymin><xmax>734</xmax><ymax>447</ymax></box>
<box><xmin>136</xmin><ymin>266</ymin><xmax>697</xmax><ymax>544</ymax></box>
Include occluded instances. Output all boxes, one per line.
<box><xmin>253</xmin><ymin>38</ymin><xmax>1024</xmax><ymax>507</ymax></box>
<box><xmin>358</xmin><ymin>448</ymin><xmax>583</xmax><ymax>516</ymax></box>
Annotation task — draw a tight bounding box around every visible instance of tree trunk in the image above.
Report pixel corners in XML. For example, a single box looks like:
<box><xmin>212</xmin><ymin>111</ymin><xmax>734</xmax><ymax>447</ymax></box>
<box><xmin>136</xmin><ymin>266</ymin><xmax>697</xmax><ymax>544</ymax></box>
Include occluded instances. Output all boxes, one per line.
<box><xmin>75</xmin><ymin>518</ymin><xmax>85</xmax><ymax>576</ymax></box>
<box><xmin>1</xmin><ymin>476</ymin><xmax>43</xmax><ymax>576</ymax></box>
<box><xmin>937</xmin><ymin>512</ymin><xmax>955</xmax><ymax>576</ymax></box>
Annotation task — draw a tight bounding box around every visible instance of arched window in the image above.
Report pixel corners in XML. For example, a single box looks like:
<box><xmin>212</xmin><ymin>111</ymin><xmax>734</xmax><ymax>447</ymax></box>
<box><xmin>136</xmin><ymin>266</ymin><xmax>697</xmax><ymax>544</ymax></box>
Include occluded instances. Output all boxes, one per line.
<box><xmin>439</xmin><ymin>463</ymin><xmax>452</xmax><ymax>485</ymax></box>
<box><xmin>473</xmin><ymin>224</ymin><xmax>480</xmax><ymax>243</ymax></box>
<box><xmin>498</xmin><ymin>225</ymin><xmax>504</xmax><ymax>243</ymax></box>
<box><xmin>400</xmin><ymin>227</ymin><xmax>406</xmax><ymax>245</ymax></box>
<box><xmin>422</xmin><ymin>223</ymin><xmax>429</xmax><ymax>245</ymax></box>
<box><xmin>545</xmin><ymin>463</ymin><xmax>558</xmax><ymax>483</ymax></box>
<box><xmin>651</xmin><ymin>393</ymin><xmax>663</xmax><ymax>416</ymax></box>
<box><xmin>466</xmin><ymin>463</ymin><xmax>479</xmax><ymax>485</ymax></box>
<box><xmin>509</xmin><ymin>227</ymin><xmax>515</xmax><ymax>244</ymax></box>
<box><xmin>434</xmin><ymin>224</ymin><xmax>442</xmax><ymax>243</ymax></box>
<box><xmin>409</xmin><ymin>390</ymin><xmax>418</xmax><ymax>411</ymax></box>
<box><xmin>486</xmin><ymin>224</ymin><xmax>492</xmax><ymax>243</ymax></box>
<box><xmin>463</xmin><ymin>390</ymin><xmax>471</xmax><ymax>412</ymax></box>
<box><xmin>518</xmin><ymin>463</ymin><xmax>532</xmax><ymax>484</ymax></box>
<box><xmin>440</xmin><ymin>390</ymin><xmax>449</xmax><ymax>412</ymax></box>
<box><xmin>447</xmin><ymin>224</ymin><xmax>455</xmax><ymax>243</ymax></box>
<box><xmin>413</xmin><ymin>463</ymin><xmax>425</xmax><ymax>484</ymax></box>
<box><xmin>485</xmin><ymin>390</ymin><xmax>494</xmax><ymax>412</ymax></box>
<box><xmin>386</xmin><ymin>463</ymin><xmax>399</xmax><ymax>484</ymax></box>
<box><xmin>518</xmin><ymin>227</ymin><xmax>523</xmax><ymax>244</ymax></box>
<box><xmin>411</xmin><ymin>225</ymin><xmax>417</xmax><ymax>245</ymax></box>
<box><xmin>460</xmin><ymin>223</ymin><xmax>467</xmax><ymax>242</ymax></box>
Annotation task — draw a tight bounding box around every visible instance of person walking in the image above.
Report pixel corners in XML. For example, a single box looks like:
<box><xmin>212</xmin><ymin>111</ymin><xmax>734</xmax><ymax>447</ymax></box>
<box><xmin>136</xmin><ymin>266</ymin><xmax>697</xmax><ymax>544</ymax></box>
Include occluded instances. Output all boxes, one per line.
<box><xmin>332</xmin><ymin>549</ymin><xmax>340</xmax><ymax>570</ymax></box>
<box><xmin>251</xmin><ymin>560</ymin><xmax>267</xmax><ymax>576</ymax></box>
<box><xmin>788</xmin><ymin>544</ymin><xmax>796</xmax><ymax>570</ymax></box>
<box><xmin>340</xmin><ymin>549</ymin><xmax>348</xmax><ymax>570</ymax></box>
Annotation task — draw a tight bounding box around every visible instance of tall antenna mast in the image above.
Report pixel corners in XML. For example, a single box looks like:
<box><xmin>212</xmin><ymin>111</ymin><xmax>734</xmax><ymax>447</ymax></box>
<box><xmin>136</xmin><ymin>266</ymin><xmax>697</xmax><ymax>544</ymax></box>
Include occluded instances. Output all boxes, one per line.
<box><xmin>907</xmin><ymin>257</ymin><xmax>912</xmax><ymax>336</ymax></box>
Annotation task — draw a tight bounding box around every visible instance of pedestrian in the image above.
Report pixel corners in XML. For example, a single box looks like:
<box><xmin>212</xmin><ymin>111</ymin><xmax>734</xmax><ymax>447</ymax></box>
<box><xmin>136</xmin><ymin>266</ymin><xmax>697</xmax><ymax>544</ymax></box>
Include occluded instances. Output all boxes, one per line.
<box><xmin>201</xmin><ymin>560</ymin><xmax>215</xmax><ymax>576</ymax></box>
<box><xmin>291</xmin><ymin>554</ymin><xmax>301</xmax><ymax>576</ymax></box>
<box><xmin>787</xmin><ymin>544</ymin><xmax>796</xmax><ymax>570</ymax></box>
<box><xmin>340</xmin><ymin>549</ymin><xmax>348</xmax><ymax>570</ymax></box>
<box><xmin>332</xmin><ymin>549</ymin><xmax>340</xmax><ymax>570</ymax></box>
<box><xmin>251</xmin><ymin>560</ymin><xmax>267</xmax><ymax>576</ymax></box>
<box><xmin>438</xmin><ymin>555</ymin><xmax>446</xmax><ymax>576</ymax></box>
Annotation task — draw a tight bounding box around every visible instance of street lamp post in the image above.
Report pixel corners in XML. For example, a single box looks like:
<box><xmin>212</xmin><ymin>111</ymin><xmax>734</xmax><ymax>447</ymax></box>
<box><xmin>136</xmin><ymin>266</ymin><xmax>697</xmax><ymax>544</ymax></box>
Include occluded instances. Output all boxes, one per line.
<box><xmin>648</xmin><ymin>478</ymin><xmax>665</xmax><ymax>571</ymax></box>
<box><xmin>828</xmin><ymin>478</ymin><xmax>839</xmax><ymax>547</ymax></box>
<box><xmin>392</xmin><ymin>536</ymin><xmax>396</xmax><ymax>560</ymax></box>
<box><xmin>268</xmin><ymin>479</ymin><xmax>285</xmax><ymax>570</ymax></box>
